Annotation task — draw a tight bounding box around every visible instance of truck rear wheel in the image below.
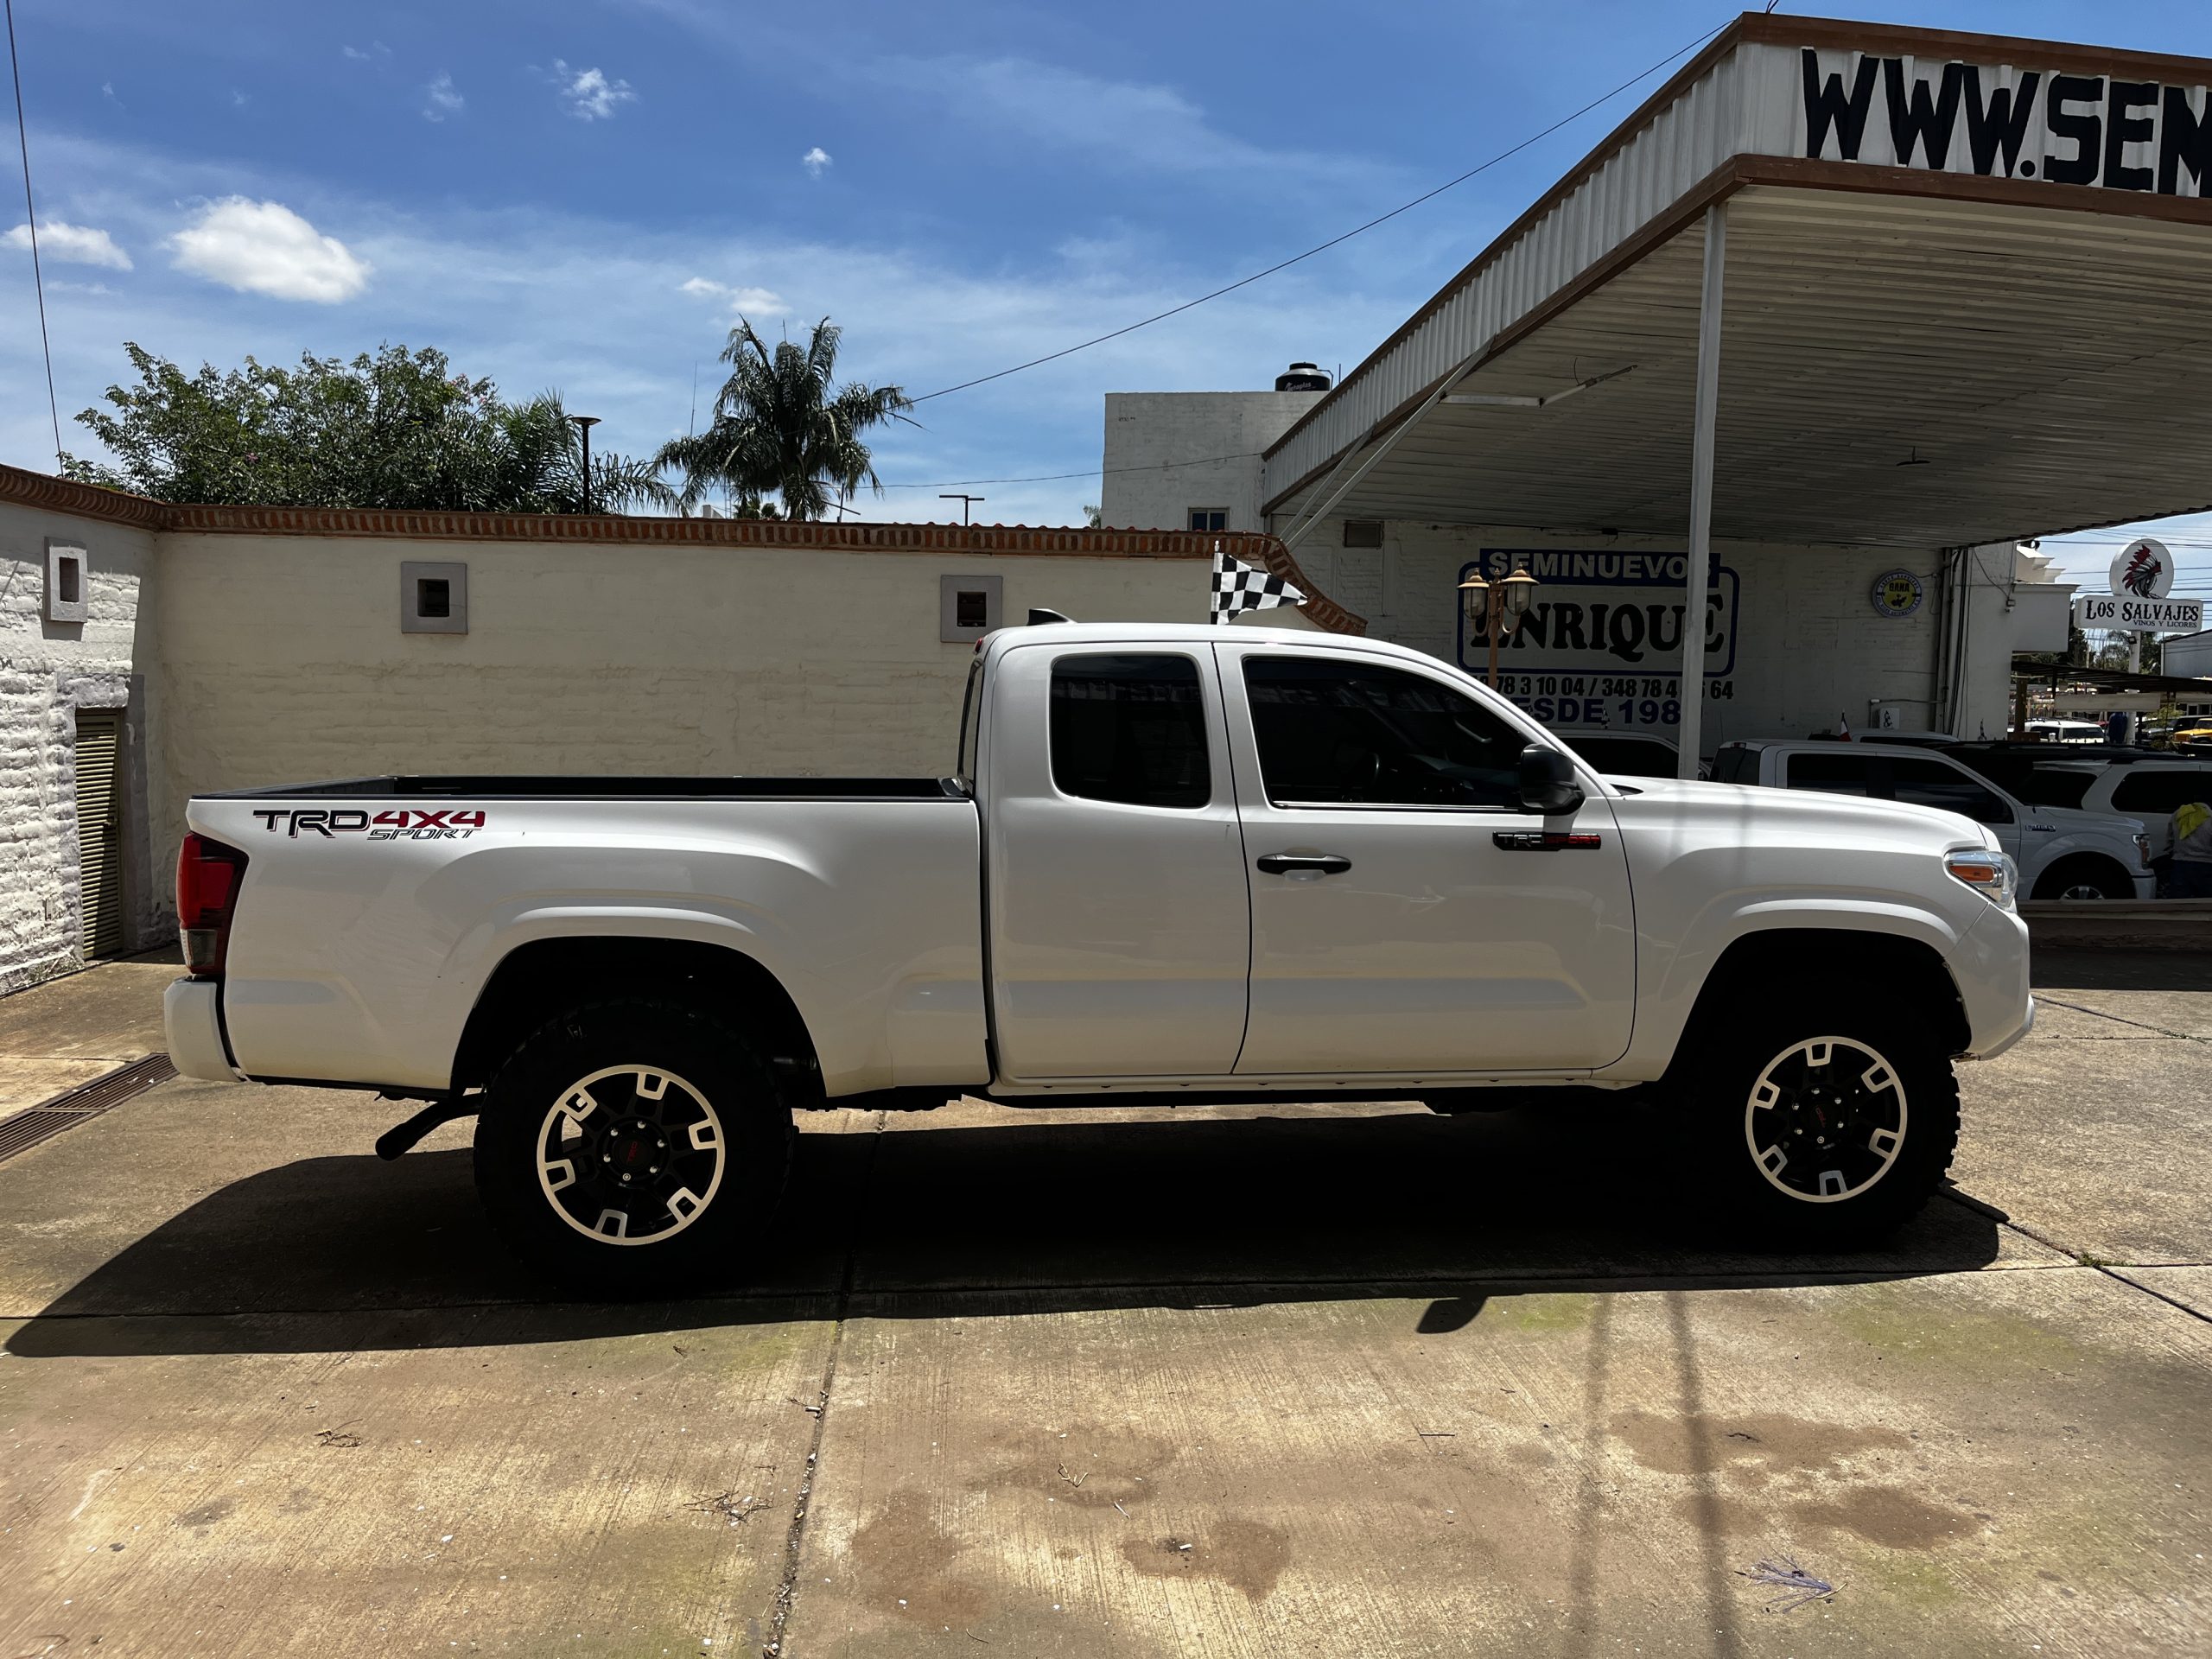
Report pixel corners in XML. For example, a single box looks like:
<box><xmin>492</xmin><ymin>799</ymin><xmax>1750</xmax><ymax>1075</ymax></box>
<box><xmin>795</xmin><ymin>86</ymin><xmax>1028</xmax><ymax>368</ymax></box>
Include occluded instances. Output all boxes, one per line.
<box><xmin>474</xmin><ymin>996</ymin><xmax>794</xmax><ymax>1294</ymax></box>
<box><xmin>1689</xmin><ymin>998</ymin><xmax>1958</xmax><ymax>1245</ymax></box>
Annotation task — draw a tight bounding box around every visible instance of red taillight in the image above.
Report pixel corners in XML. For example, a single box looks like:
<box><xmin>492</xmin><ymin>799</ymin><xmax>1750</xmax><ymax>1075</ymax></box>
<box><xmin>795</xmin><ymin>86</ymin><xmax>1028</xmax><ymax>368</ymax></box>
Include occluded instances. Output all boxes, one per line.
<box><xmin>177</xmin><ymin>833</ymin><xmax>249</xmax><ymax>979</ymax></box>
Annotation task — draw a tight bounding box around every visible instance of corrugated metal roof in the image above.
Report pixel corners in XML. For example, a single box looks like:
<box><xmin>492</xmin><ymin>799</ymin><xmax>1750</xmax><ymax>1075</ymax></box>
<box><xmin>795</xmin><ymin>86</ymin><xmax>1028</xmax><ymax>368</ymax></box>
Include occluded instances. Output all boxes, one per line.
<box><xmin>1261</xmin><ymin>14</ymin><xmax>2212</xmax><ymax>544</ymax></box>
<box><xmin>1267</xmin><ymin>185</ymin><xmax>2212</xmax><ymax>548</ymax></box>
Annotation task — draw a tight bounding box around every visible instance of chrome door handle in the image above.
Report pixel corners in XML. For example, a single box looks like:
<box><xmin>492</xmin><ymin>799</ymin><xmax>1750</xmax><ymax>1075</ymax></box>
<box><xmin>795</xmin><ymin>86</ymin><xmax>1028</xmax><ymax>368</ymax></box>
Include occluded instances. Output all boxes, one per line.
<box><xmin>1256</xmin><ymin>853</ymin><xmax>1351</xmax><ymax>875</ymax></box>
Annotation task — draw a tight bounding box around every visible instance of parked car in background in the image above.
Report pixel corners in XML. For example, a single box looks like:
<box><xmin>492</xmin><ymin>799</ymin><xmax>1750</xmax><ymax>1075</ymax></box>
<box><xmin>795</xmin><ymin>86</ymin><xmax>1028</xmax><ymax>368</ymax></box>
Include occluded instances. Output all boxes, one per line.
<box><xmin>2171</xmin><ymin>718</ymin><xmax>2212</xmax><ymax>753</ymax></box>
<box><xmin>1714</xmin><ymin>740</ymin><xmax>2155</xmax><ymax>900</ymax></box>
<box><xmin>1941</xmin><ymin>742</ymin><xmax>2148</xmax><ymax>803</ymax></box>
<box><xmin>2024</xmin><ymin>719</ymin><xmax>2109</xmax><ymax>745</ymax></box>
<box><xmin>2019</xmin><ymin>759</ymin><xmax>2212</xmax><ymax>863</ymax></box>
<box><xmin>1556</xmin><ymin>730</ymin><xmax>1707</xmax><ymax>779</ymax></box>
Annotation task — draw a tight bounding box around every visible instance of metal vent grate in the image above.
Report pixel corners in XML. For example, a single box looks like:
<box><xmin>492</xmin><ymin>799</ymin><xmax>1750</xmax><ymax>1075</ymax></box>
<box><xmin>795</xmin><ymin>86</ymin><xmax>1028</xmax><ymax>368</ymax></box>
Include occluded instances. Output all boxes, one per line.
<box><xmin>0</xmin><ymin>1054</ymin><xmax>176</xmax><ymax>1165</ymax></box>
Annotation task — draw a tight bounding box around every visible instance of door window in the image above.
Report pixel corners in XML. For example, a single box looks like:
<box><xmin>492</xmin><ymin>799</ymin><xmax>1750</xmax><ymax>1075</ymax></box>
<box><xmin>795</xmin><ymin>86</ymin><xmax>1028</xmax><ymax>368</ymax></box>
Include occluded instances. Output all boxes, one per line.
<box><xmin>1049</xmin><ymin>654</ymin><xmax>1211</xmax><ymax>809</ymax></box>
<box><xmin>1243</xmin><ymin>657</ymin><xmax>1524</xmax><ymax>808</ymax></box>
<box><xmin>1783</xmin><ymin>752</ymin><xmax>1878</xmax><ymax>797</ymax></box>
<box><xmin>2111</xmin><ymin>770</ymin><xmax>2212</xmax><ymax>814</ymax></box>
<box><xmin>1891</xmin><ymin>756</ymin><xmax>2012</xmax><ymax>824</ymax></box>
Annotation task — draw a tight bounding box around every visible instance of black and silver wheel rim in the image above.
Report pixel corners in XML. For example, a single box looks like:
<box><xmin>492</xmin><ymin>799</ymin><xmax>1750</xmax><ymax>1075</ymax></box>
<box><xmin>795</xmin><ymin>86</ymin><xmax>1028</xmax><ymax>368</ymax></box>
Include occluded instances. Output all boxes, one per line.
<box><xmin>1743</xmin><ymin>1036</ymin><xmax>1907</xmax><ymax>1205</ymax></box>
<box><xmin>535</xmin><ymin>1065</ymin><xmax>726</xmax><ymax>1246</ymax></box>
<box><xmin>2057</xmin><ymin>881</ymin><xmax>2107</xmax><ymax>902</ymax></box>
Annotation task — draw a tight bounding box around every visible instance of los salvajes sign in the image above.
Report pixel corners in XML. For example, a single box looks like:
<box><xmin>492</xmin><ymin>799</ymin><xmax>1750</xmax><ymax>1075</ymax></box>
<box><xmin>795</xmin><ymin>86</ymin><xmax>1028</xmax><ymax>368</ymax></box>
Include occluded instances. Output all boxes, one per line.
<box><xmin>1458</xmin><ymin>550</ymin><xmax>1740</xmax><ymax>732</ymax></box>
<box><xmin>2072</xmin><ymin>537</ymin><xmax>2201</xmax><ymax>632</ymax></box>
<box><xmin>2073</xmin><ymin>594</ymin><xmax>2203</xmax><ymax>632</ymax></box>
<box><xmin>1797</xmin><ymin>48</ymin><xmax>2211</xmax><ymax>197</ymax></box>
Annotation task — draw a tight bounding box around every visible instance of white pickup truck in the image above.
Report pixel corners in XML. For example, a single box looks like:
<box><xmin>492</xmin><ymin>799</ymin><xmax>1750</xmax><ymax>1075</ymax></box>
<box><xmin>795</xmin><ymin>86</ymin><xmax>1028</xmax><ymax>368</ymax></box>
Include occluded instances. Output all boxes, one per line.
<box><xmin>167</xmin><ymin>623</ymin><xmax>2033</xmax><ymax>1289</ymax></box>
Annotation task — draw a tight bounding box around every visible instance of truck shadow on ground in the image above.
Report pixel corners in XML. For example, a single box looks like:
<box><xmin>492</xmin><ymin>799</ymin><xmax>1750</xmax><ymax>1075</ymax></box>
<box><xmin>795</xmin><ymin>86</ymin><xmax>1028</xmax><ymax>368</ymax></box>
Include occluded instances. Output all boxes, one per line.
<box><xmin>6</xmin><ymin>1103</ymin><xmax>2004</xmax><ymax>1359</ymax></box>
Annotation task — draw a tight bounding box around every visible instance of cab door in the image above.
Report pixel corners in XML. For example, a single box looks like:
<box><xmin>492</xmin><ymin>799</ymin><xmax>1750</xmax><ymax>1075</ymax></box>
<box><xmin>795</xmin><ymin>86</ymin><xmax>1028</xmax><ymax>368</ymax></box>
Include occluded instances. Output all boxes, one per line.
<box><xmin>984</xmin><ymin>642</ymin><xmax>1251</xmax><ymax>1081</ymax></box>
<box><xmin>1217</xmin><ymin>644</ymin><xmax>1636</xmax><ymax>1077</ymax></box>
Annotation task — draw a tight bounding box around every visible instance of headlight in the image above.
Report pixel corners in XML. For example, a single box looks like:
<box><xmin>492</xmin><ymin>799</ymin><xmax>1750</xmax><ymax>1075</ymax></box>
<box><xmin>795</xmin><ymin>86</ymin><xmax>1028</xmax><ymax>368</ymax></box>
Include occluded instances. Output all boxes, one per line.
<box><xmin>1946</xmin><ymin>848</ymin><xmax>2018</xmax><ymax>909</ymax></box>
<box><xmin>2134</xmin><ymin>833</ymin><xmax>2153</xmax><ymax>868</ymax></box>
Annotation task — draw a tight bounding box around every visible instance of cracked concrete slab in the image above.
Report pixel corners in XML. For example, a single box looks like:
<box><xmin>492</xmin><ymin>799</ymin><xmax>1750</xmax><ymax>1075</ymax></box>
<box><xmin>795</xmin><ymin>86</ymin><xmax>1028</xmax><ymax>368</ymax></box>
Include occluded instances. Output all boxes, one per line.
<box><xmin>1952</xmin><ymin>1032</ymin><xmax>2212</xmax><ymax>1266</ymax></box>
<box><xmin>2116</xmin><ymin>1267</ymin><xmax>2212</xmax><ymax>1319</ymax></box>
<box><xmin>0</xmin><ymin>1305</ymin><xmax>833</xmax><ymax>1657</ymax></box>
<box><xmin>791</xmin><ymin>1268</ymin><xmax>2210</xmax><ymax>1658</ymax></box>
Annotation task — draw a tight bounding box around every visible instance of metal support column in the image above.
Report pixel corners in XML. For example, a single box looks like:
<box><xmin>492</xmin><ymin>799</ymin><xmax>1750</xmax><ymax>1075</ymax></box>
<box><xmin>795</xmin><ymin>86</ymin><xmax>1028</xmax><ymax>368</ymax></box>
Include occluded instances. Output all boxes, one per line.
<box><xmin>1677</xmin><ymin>202</ymin><xmax>1726</xmax><ymax>779</ymax></box>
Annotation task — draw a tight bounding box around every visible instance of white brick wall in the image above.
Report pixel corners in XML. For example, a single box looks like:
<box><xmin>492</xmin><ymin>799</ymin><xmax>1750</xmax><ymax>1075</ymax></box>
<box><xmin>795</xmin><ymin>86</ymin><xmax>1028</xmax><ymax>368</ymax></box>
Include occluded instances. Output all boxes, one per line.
<box><xmin>0</xmin><ymin>501</ymin><xmax>159</xmax><ymax>991</ymax></box>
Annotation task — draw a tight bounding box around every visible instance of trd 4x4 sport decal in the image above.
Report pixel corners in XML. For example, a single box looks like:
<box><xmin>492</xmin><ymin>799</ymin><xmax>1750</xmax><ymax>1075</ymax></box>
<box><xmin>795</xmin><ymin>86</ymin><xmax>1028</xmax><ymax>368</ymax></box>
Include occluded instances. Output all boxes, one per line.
<box><xmin>251</xmin><ymin>808</ymin><xmax>486</xmax><ymax>840</ymax></box>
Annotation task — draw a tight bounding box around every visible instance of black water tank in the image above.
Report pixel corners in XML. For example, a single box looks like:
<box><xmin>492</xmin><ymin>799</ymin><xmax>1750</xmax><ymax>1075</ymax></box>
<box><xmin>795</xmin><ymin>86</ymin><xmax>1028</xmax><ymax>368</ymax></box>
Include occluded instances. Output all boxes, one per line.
<box><xmin>1275</xmin><ymin>361</ymin><xmax>1332</xmax><ymax>392</ymax></box>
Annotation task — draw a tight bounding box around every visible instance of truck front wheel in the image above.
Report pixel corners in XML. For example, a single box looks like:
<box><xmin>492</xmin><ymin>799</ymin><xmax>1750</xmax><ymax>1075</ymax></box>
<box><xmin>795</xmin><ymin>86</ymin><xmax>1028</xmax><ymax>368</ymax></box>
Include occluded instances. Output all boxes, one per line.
<box><xmin>1694</xmin><ymin>1004</ymin><xmax>1959</xmax><ymax>1245</ymax></box>
<box><xmin>474</xmin><ymin>997</ymin><xmax>794</xmax><ymax>1293</ymax></box>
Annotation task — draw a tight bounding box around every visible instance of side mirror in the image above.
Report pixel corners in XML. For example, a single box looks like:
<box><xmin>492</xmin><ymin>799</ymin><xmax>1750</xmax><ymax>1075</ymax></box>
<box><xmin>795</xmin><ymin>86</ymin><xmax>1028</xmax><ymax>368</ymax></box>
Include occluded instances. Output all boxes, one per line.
<box><xmin>1518</xmin><ymin>744</ymin><xmax>1586</xmax><ymax>816</ymax></box>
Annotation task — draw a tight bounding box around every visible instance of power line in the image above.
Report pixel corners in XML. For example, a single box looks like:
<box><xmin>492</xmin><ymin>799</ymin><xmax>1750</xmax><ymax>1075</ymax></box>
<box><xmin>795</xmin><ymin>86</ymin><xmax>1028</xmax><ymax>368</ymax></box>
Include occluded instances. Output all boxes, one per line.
<box><xmin>4</xmin><ymin>0</ymin><xmax>61</xmax><ymax>467</ymax></box>
<box><xmin>905</xmin><ymin>16</ymin><xmax>1733</xmax><ymax>406</ymax></box>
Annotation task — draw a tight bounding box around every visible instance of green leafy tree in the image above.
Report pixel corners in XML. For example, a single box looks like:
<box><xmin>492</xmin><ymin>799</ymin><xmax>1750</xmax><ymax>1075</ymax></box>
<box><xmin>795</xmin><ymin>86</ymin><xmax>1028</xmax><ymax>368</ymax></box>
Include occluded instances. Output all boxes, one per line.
<box><xmin>60</xmin><ymin>342</ymin><xmax>673</xmax><ymax>513</ymax></box>
<box><xmin>654</xmin><ymin>318</ymin><xmax>914</xmax><ymax>521</ymax></box>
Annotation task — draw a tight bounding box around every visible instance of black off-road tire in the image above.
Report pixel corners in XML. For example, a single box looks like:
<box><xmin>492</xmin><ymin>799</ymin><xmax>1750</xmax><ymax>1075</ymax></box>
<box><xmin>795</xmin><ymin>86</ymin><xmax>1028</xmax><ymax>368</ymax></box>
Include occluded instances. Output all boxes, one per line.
<box><xmin>1684</xmin><ymin>992</ymin><xmax>1960</xmax><ymax>1247</ymax></box>
<box><xmin>474</xmin><ymin>996</ymin><xmax>795</xmax><ymax>1294</ymax></box>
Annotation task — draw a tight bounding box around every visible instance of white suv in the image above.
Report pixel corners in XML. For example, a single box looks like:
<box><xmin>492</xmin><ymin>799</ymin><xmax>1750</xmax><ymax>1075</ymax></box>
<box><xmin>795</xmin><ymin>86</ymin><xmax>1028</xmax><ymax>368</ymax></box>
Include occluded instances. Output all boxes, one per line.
<box><xmin>2022</xmin><ymin>759</ymin><xmax>2212</xmax><ymax>863</ymax></box>
<box><xmin>1715</xmin><ymin>740</ymin><xmax>2156</xmax><ymax>901</ymax></box>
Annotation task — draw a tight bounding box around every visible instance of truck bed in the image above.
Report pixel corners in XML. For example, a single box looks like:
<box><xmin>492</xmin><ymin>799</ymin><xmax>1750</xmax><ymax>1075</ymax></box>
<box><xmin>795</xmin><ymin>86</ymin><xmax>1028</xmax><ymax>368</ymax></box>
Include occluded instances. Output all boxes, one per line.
<box><xmin>199</xmin><ymin>775</ymin><xmax>968</xmax><ymax>801</ymax></box>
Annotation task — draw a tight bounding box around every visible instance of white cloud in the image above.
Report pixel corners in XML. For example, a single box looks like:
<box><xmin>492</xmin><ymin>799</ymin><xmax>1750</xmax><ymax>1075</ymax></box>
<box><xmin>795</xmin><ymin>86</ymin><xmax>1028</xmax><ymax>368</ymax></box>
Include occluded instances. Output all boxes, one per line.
<box><xmin>231</xmin><ymin>90</ymin><xmax>249</xmax><ymax>108</ymax></box>
<box><xmin>4</xmin><ymin>219</ymin><xmax>131</xmax><ymax>270</ymax></box>
<box><xmin>801</xmin><ymin>146</ymin><xmax>831</xmax><ymax>178</ymax></box>
<box><xmin>550</xmin><ymin>60</ymin><xmax>636</xmax><ymax>120</ymax></box>
<box><xmin>680</xmin><ymin>276</ymin><xmax>785</xmax><ymax>316</ymax></box>
<box><xmin>343</xmin><ymin>42</ymin><xmax>391</xmax><ymax>62</ymax></box>
<box><xmin>423</xmin><ymin>73</ymin><xmax>464</xmax><ymax>123</ymax></box>
<box><xmin>48</xmin><ymin>279</ymin><xmax>113</xmax><ymax>296</ymax></box>
<box><xmin>168</xmin><ymin>198</ymin><xmax>371</xmax><ymax>302</ymax></box>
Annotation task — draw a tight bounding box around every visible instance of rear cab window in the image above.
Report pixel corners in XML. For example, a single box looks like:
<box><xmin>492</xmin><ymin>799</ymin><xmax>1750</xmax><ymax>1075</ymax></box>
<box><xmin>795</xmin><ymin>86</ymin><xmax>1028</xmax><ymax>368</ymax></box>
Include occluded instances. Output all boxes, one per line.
<box><xmin>1049</xmin><ymin>653</ymin><xmax>1211</xmax><ymax>809</ymax></box>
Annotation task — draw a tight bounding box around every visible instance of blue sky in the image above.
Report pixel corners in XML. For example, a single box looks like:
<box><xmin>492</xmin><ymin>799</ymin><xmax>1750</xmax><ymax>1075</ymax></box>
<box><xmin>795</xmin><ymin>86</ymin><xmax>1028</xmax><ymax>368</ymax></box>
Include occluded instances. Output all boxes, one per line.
<box><xmin>3</xmin><ymin>0</ymin><xmax>2209</xmax><ymax>591</ymax></box>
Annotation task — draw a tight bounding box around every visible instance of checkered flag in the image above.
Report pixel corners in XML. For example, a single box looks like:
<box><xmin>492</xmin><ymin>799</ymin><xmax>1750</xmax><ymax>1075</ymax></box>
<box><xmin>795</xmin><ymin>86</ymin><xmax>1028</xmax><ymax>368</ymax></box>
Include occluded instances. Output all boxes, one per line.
<box><xmin>1210</xmin><ymin>542</ymin><xmax>1305</xmax><ymax>624</ymax></box>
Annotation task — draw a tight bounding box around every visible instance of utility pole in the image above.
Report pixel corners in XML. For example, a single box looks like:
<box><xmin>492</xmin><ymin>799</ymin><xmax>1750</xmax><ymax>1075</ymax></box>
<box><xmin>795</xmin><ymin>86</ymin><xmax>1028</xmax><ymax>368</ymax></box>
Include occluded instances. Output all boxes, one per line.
<box><xmin>940</xmin><ymin>493</ymin><xmax>985</xmax><ymax>524</ymax></box>
<box><xmin>568</xmin><ymin>414</ymin><xmax>601</xmax><ymax>513</ymax></box>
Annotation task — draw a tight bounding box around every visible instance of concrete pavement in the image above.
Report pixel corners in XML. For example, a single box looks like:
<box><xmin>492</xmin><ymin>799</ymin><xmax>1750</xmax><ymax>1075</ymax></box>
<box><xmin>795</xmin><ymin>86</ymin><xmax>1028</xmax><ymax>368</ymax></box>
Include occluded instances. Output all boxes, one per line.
<box><xmin>0</xmin><ymin>951</ymin><xmax>2206</xmax><ymax>1656</ymax></box>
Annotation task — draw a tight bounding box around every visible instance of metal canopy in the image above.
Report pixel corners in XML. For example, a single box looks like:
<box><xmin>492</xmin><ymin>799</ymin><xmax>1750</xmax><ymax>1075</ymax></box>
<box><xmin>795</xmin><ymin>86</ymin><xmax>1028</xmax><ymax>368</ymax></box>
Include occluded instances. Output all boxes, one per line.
<box><xmin>1268</xmin><ymin>184</ymin><xmax>2212</xmax><ymax>548</ymax></box>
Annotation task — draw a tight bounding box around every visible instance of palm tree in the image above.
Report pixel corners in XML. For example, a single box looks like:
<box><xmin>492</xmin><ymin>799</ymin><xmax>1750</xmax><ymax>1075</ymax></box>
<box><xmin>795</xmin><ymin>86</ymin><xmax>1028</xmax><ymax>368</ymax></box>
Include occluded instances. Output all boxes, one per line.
<box><xmin>500</xmin><ymin>394</ymin><xmax>679</xmax><ymax>514</ymax></box>
<box><xmin>654</xmin><ymin>318</ymin><xmax>915</xmax><ymax>520</ymax></box>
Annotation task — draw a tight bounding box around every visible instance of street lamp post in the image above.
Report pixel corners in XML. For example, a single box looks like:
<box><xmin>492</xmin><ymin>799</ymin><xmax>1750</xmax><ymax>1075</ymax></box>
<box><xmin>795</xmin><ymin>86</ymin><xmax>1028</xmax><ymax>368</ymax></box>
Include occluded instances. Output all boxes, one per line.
<box><xmin>1457</xmin><ymin>560</ymin><xmax>1540</xmax><ymax>688</ymax></box>
<box><xmin>568</xmin><ymin>414</ymin><xmax>602</xmax><ymax>513</ymax></box>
